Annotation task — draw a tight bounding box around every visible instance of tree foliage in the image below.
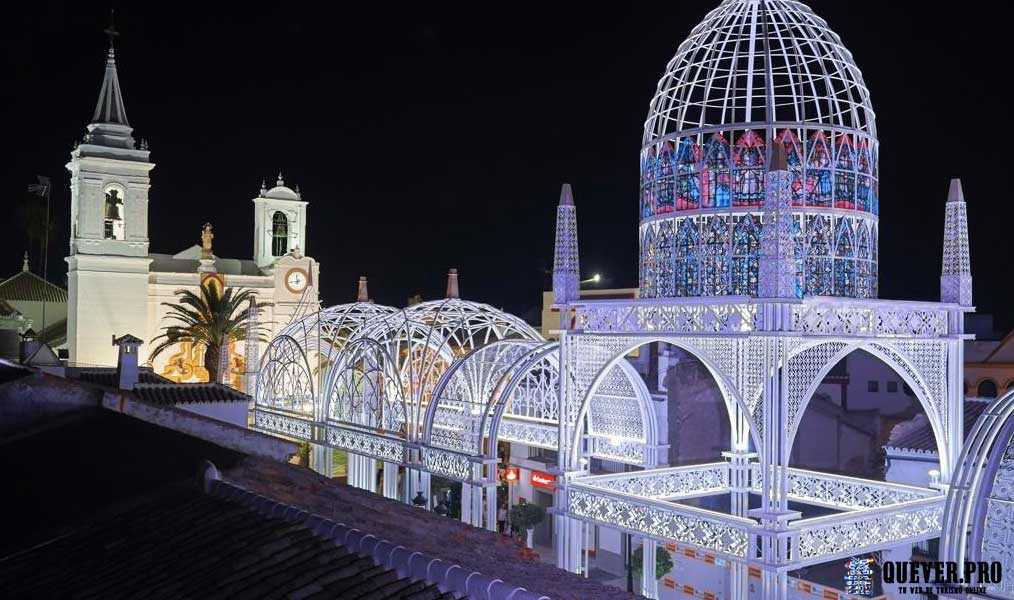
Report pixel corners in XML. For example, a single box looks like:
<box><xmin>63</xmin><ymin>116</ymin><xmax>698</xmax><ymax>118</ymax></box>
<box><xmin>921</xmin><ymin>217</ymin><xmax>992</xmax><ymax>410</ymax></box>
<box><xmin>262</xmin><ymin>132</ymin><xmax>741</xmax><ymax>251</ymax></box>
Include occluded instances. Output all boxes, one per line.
<box><xmin>631</xmin><ymin>546</ymin><xmax>674</xmax><ymax>581</ymax></box>
<box><xmin>149</xmin><ymin>285</ymin><xmax>268</xmax><ymax>383</ymax></box>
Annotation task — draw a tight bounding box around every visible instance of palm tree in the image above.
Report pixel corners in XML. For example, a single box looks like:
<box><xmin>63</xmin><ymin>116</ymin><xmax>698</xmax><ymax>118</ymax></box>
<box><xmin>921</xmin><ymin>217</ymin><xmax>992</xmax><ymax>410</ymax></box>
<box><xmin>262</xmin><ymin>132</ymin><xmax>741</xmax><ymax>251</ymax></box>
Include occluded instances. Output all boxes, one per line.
<box><xmin>149</xmin><ymin>285</ymin><xmax>269</xmax><ymax>384</ymax></box>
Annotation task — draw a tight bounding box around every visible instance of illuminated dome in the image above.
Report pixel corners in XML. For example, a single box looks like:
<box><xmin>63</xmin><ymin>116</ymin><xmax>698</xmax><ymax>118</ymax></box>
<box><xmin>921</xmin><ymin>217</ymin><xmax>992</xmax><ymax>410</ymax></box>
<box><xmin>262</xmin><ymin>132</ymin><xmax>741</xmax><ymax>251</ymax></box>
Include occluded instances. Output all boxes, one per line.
<box><xmin>639</xmin><ymin>0</ymin><xmax>879</xmax><ymax>300</ymax></box>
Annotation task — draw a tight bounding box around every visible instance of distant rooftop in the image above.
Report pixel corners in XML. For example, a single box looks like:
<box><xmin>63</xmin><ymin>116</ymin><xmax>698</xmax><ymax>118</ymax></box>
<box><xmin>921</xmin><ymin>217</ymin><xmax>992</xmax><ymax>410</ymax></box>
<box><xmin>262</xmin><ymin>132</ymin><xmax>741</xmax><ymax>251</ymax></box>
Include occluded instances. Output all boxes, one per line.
<box><xmin>886</xmin><ymin>399</ymin><xmax>990</xmax><ymax>453</ymax></box>
<box><xmin>0</xmin><ymin>269</ymin><xmax>67</xmax><ymax>304</ymax></box>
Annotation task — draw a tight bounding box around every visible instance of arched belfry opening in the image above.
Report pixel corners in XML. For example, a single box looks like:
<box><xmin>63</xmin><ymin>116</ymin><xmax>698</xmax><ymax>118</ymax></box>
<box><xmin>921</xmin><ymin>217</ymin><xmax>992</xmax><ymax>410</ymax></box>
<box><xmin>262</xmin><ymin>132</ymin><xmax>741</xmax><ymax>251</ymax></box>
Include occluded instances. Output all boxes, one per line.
<box><xmin>271</xmin><ymin>211</ymin><xmax>289</xmax><ymax>256</ymax></box>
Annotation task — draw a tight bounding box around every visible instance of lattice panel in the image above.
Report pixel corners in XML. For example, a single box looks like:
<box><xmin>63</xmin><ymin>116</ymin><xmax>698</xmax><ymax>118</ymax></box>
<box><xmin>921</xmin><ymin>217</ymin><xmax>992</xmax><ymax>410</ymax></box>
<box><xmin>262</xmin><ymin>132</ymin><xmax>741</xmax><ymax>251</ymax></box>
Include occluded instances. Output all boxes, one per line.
<box><xmin>794</xmin><ymin>501</ymin><xmax>943</xmax><ymax>562</ymax></box>
<box><xmin>786</xmin><ymin>341</ymin><xmax>849</xmax><ymax>437</ymax></box>
<box><xmin>254</xmin><ymin>409</ymin><xmax>313</xmax><ymax>441</ymax></box>
<box><xmin>325</xmin><ymin>426</ymin><xmax>405</xmax><ymax>463</ymax></box>
<box><xmin>758</xmin><ymin>469</ymin><xmax>940</xmax><ymax>510</ymax></box>
<box><xmin>579</xmin><ymin>464</ymin><xmax>728</xmax><ymax>499</ymax></box>
<box><xmin>872</xmin><ymin>340</ymin><xmax>949</xmax><ymax>442</ymax></box>
<box><xmin>567</xmin><ymin>488</ymin><xmax>750</xmax><ymax>558</ymax></box>
<box><xmin>498</xmin><ymin>419</ymin><xmax>558</xmax><ymax>449</ymax></box>
<box><xmin>421</xmin><ymin>446</ymin><xmax>476</xmax><ymax>482</ymax></box>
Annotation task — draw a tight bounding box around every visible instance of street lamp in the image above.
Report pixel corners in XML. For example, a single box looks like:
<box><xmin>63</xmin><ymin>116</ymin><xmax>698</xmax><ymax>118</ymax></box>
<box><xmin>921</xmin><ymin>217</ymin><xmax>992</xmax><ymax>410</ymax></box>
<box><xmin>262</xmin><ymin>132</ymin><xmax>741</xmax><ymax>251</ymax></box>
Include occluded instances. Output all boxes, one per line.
<box><xmin>581</xmin><ymin>273</ymin><xmax>602</xmax><ymax>285</ymax></box>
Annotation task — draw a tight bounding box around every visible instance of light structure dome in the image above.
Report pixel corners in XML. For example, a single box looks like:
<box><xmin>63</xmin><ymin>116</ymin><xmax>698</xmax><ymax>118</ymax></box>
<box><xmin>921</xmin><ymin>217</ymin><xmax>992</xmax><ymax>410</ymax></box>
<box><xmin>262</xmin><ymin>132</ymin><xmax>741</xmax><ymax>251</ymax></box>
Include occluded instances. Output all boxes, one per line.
<box><xmin>639</xmin><ymin>0</ymin><xmax>879</xmax><ymax>300</ymax></box>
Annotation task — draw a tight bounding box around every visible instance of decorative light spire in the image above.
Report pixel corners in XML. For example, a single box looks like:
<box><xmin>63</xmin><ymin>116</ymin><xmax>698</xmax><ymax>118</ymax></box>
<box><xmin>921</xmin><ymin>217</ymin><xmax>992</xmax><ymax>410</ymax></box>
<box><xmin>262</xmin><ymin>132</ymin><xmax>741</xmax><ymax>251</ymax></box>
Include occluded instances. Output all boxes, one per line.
<box><xmin>552</xmin><ymin>183</ymin><xmax>580</xmax><ymax>305</ymax></box>
<box><xmin>758</xmin><ymin>142</ymin><xmax>798</xmax><ymax>298</ymax></box>
<box><xmin>446</xmin><ymin>268</ymin><xmax>460</xmax><ymax>299</ymax></box>
<box><xmin>941</xmin><ymin>178</ymin><xmax>972</xmax><ymax>306</ymax></box>
<box><xmin>357</xmin><ymin>276</ymin><xmax>369</xmax><ymax>302</ymax></box>
<box><xmin>92</xmin><ymin>11</ymin><xmax>129</xmax><ymax>127</ymax></box>
<box><xmin>243</xmin><ymin>298</ymin><xmax>259</xmax><ymax>394</ymax></box>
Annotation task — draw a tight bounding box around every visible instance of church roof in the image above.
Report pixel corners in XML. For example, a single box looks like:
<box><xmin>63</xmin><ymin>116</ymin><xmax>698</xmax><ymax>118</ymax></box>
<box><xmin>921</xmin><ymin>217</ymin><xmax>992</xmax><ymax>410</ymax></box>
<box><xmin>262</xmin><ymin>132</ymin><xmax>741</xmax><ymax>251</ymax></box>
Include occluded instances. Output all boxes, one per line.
<box><xmin>0</xmin><ymin>270</ymin><xmax>68</xmax><ymax>304</ymax></box>
<box><xmin>149</xmin><ymin>248</ymin><xmax>263</xmax><ymax>276</ymax></box>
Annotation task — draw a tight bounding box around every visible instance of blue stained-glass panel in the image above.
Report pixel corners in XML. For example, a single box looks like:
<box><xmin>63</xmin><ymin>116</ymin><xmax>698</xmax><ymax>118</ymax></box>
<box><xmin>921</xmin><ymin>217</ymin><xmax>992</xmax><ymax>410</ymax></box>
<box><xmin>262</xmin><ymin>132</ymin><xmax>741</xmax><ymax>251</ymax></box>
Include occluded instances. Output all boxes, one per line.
<box><xmin>805</xmin><ymin>215</ymin><xmax>832</xmax><ymax>295</ymax></box>
<box><xmin>834</xmin><ymin>138</ymin><xmax>856</xmax><ymax>210</ymax></box>
<box><xmin>655</xmin><ymin>143</ymin><xmax>675</xmax><ymax>214</ymax></box>
<box><xmin>655</xmin><ymin>220</ymin><xmax>675</xmax><ymax>297</ymax></box>
<box><xmin>733</xmin><ymin>130</ymin><xmax>765</xmax><ymax>207</ymax></box>
<box><xmin>805</xmin><ymin>133</ymin><xmax>833</xmax><ymax>207</ymax></box>
<box><xmin>701</xmin><ymin>216</ymin><xmax>730</xmax><ymax>295</ymax></box>
<box><xmin>641</xmin><ymin>227</ymin><xmax>656</xmax><ymax>298</ymax></box>
<box><xmin>702</xmin><ymin>134</ymin><xmax>731</xmax><ymax>208</ymax></box>
<box><xmin>675</xmin><ymin>139</ymin><xmax>700</xmax><ymax>211</ymax></box>
<box><xmin>675</xmin><ymin>218</ymin><xmax>700</xmax><ymax>296</ymax></box>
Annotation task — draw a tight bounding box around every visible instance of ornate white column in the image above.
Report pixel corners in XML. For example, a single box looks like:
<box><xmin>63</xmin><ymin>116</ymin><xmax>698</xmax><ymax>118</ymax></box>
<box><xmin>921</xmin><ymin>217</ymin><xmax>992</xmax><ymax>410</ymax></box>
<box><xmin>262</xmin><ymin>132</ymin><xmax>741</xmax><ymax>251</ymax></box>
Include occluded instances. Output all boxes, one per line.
<box><xmin>641</xmin><ymin>539</ymin><xmax>659</xmax><ymax>599</ymax></box>
<box><xmin>382</xmin><ymin>461</ymin><xmax>399</xmax><ymax>499</ymax></box>
<box><xmin>243</xmin><ymin>298</ymin><xmax>260</xmax><ymax>395</ymax></box>
<box><xmin>759</xmin><ymin>143</ymin><xmax>797</xmax><ymax>299</ymax></box>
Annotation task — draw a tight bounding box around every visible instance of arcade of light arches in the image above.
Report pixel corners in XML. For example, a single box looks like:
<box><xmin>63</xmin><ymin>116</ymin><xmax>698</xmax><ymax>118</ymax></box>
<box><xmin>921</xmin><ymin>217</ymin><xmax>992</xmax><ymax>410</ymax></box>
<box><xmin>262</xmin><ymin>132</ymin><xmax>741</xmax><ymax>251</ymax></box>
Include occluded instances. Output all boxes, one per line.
<box><xmin>253</xmin><ymin>297</ymin><xmax>662</xmax><ymax>523</ymax></box>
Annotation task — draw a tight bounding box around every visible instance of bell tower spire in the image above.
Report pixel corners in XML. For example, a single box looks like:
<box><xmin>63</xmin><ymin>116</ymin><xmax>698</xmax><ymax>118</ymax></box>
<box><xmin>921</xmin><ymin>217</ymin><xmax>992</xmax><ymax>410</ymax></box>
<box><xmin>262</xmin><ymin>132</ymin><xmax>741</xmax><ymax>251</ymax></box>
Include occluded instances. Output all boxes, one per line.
<box><xmin>65</xmin><ymin>17</ymin><xmax>154</xmax><ymax>367</ymax></box>
<box><xmin>552</xmin><ymin>183</ymin><xmax>580</xmax><ymax>306</ymax></box>
<box><xmin>940</xmin><ymin>178</ymin><xmax>973</xmax><ymax>306</ymax></box>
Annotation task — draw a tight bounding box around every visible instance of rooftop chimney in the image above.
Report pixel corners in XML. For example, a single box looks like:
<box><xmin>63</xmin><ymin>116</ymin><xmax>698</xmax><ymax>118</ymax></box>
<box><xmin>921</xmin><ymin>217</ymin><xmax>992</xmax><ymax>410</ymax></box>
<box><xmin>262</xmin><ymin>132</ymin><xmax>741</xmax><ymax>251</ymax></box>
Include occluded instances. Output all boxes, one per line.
<box><xmin>112</xmin><ymin>334</ymin><xmax>143</xmax><ymax>390</ymax></box>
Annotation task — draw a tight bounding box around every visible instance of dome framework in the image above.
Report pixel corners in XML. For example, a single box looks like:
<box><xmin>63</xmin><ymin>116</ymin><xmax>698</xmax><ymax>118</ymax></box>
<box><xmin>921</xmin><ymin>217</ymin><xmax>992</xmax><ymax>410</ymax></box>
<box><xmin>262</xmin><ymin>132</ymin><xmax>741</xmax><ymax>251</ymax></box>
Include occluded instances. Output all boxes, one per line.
<box><xmin>639</xmin><ymin>0</ymin><xmax>879</xmax><ymax>300</ymax></box>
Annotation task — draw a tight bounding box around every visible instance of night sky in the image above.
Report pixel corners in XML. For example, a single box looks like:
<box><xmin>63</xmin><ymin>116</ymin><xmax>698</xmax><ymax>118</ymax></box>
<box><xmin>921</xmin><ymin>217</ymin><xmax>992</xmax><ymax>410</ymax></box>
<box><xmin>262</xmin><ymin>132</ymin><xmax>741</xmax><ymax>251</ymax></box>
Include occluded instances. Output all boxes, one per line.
<box><xmin>4</xmin><ymin>2</ymin><xmax>1012</xmax><ymax>330</ymax></box>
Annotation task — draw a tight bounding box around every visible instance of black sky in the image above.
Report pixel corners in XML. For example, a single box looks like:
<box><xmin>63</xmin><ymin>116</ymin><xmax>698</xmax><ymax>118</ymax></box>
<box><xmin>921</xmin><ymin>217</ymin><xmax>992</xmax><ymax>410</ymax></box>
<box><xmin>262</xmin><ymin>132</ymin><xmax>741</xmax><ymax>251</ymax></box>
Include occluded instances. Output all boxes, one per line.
<box><xmin>4</xmin><ymin>2</ymin><xmax>1012</xmax><ymax>329</ymax></box>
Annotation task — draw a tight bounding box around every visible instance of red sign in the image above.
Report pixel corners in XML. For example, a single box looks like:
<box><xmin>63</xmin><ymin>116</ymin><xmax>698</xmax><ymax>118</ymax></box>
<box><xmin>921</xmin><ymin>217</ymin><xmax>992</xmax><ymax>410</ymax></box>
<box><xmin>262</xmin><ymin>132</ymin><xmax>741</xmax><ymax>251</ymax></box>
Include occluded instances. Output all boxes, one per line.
<box><xmin>503</xmin><ymin>467</ymin><xmax>520</xmax><ymax>483</ymax></box>
<box><xmin>530</xmin><ymin>471</ymin><xmax>556</xmax><ymax>489</ymax></box>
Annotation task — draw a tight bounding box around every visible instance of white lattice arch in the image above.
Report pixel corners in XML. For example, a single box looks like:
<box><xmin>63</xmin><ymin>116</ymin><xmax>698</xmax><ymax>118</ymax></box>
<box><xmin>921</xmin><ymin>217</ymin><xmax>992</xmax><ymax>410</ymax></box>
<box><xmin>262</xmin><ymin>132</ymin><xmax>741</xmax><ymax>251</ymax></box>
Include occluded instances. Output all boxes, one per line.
<box><xmin>321</xmin><ymin>336</ymin><xmax>410</xmax><ymax>439</ymax></box>
<box><xmin>255</xmin><ymin>334</ymin><xmax>316</xmax><ymax>418</ymax></box>
<box><xmin>422</xmin><ymin>339</ymin><xmax>559</xmax><ymax>458</ymax></box>
<box><xmin>569</xmin><ymin>336</ymin><xmax>760</xmax><ymax>469</ymax></box>
<box><xmin>785</xmin><ymin>340</ymin><xmax>948</xmax><ymax>474</ymax></box>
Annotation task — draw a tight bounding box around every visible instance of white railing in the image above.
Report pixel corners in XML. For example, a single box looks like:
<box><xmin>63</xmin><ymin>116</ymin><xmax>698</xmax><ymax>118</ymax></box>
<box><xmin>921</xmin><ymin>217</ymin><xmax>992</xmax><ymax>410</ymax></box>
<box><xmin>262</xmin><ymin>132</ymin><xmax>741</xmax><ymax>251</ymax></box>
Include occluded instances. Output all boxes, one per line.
<box><xmin>571</xmin><ymin>296</ymin><xmax>954</xmax><ymax>337</ymax></box>
<box><xmin>567</xmin><ymin>483</ymin><xmax>753</xmax><ymax>558</ymax></box>
<box><xmin>576</xmin><ymin>462</ymin><xmax>729</xmax><ymax>500</ymax></box>
<box><xmin>750</xmin><ymin>465</ymin><xmax>941</xmax><ymax>510</ymax></box>
<box><xmin>789</xmin><ymin>496</ymin><xmax>945</xmax><ymax>564</ymax></box>
<box><xmin>791</xmin><ymin>299</ymin><xmax>949</xmax><ymax>337</ymax></box>
<box><xmin>574</xmin><ymin>296</ymin><xmax>758</xmax><ymax>334</ymax></box>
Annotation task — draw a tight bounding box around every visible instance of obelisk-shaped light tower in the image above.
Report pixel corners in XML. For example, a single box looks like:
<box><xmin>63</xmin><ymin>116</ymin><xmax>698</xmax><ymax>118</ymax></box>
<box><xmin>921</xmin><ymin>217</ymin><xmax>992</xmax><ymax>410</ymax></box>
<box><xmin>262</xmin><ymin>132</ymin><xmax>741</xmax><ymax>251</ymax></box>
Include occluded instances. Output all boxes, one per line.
<box><xmin>758</xmin><ymin>143</ymin><xmax>797</xmax><ymax>299</ymax></box>
<box><xmin>940</xmin><ymin>178</ymin><xmax>973</xmax><ymax>306</ymax></box>
<box><xmin>552</xmin><ymin>184</ymin><xmax>580</xmax><ymax>330</ymax></box>
<box><xmin>243</xmin><ymin>298</ymin><xmax>259</xmax><ymax>393</ymax></box>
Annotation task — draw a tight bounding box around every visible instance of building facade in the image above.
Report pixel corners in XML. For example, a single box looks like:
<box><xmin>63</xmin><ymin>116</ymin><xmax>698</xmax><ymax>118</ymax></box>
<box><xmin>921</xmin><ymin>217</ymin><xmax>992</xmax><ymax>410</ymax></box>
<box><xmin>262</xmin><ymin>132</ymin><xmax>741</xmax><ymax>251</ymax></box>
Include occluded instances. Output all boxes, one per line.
<box><xmin>64</xmin><ymin>34</ymin><xmax>319</xmax><ymax>384</ymax></box>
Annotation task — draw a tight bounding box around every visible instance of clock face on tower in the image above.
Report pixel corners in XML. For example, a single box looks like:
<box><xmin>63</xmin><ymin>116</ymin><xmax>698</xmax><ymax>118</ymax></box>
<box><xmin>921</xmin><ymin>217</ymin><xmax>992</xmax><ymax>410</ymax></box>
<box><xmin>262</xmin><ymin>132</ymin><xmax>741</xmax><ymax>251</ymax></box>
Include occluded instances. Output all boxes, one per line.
<box><xmin>284</xmin><ymin>268</ymin><xmax>308</xmax><ymax>294</ymax></box>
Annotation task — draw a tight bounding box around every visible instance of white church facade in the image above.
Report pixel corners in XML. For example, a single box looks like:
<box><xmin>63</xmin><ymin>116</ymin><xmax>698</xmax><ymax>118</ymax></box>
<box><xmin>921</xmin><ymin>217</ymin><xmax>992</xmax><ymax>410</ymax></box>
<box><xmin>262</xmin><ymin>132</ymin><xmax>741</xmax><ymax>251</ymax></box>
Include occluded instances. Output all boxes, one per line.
<box><xmin>64</xmin><ymin>33</ymin><xmax>320</xmax><ymax>387</ymax></box>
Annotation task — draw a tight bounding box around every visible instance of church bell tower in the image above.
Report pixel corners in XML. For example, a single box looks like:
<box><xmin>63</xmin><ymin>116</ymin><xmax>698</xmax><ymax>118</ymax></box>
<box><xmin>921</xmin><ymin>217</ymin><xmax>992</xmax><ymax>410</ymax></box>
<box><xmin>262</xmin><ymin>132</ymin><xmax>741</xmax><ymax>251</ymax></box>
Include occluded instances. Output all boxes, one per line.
<box><xmin>65</xmin><ymin>22</ymin><xmax>153</xmax><ymax>366</ymax></box>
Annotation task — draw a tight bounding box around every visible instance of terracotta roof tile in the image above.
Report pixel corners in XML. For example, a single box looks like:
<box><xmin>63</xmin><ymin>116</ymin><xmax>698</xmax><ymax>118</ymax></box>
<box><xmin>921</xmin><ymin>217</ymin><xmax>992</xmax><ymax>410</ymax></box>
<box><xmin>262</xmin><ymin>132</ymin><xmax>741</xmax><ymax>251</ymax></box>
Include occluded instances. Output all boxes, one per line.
<box><xmin>133</xmin><ymin>382</ymin><xmax>251</xmax><ymax>405</ymax></box>
<box><xmin>886</xmin><ymin>399</ymin><xmax>989</xmax><ymax>453</ymax></box>
<box><xmin>0</xmin><ymin>484</ymin><xmax>453</xmax><ymax>600</ymax></box>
